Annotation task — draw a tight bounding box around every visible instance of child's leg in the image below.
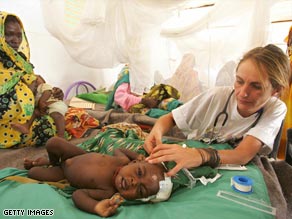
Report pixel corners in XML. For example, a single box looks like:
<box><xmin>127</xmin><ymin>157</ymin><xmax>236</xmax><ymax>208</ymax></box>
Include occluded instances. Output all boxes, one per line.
<box><xmin>27</xmin><ymin>137</ymin><xmax>86</xmax><ymax>181</ymax></box>
<box><xmin>28</xmin><ymin>166</ymin><xmax>65</xmax><ymax>182</ymax></box>
<box><xmin>24</xmin><ymin>137</ymin><xmax>86</xmax><ymax>169</ymax></box>
<box><xmin>45</xmin><ymin>136</ymin><xmax>86</xmax><ymax>166</ymax></box>
<box><xmin>50</xmin><ymin>111</ymin><xmax>66</xmax><ymax>138</ymax></box>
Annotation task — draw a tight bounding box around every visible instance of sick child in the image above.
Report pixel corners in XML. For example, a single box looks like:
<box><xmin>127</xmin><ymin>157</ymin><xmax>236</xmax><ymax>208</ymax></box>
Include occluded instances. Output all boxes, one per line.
<box><xmin>24</xmin><ymin>136</ymin><xmax>172</xmax><ymax>217</ymax></box>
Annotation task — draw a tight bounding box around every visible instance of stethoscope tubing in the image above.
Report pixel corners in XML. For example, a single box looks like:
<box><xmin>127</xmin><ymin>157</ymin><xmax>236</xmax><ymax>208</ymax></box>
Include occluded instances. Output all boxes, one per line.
<box><xmin>213</xmin><ymin>89</ymin><xmax>235</xmax><ymax>128</ymax></box>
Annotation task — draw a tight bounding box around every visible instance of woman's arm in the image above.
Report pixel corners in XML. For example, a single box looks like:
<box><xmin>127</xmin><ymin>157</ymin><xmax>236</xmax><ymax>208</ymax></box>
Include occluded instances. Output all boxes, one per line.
<box><xmin>146</xmin><ymin>135</ymin><xmax>263</xmax><ymax>176</ymax></box>
<box><xmin>218</xmin><ymin>135</ymin><xmax>263</xmax><ymax>164</ymax></box>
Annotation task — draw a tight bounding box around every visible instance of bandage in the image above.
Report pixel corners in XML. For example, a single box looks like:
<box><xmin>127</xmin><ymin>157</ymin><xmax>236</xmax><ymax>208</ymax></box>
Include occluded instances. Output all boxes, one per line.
<box><xmin>138</xmin><ymin>174</ymin><xmax>173</xmax><ymax>202</ymax></box>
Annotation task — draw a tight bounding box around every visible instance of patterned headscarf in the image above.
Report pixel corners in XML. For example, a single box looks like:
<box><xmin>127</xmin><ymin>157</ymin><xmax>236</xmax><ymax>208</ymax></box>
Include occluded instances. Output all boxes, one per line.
<box><xmin>0</xmin><ymin>11</ymin><xmax>33</xmax><ymax>70</ymax></box>
<box><xmin>0</xmin><ymin>11</ymin><xmax>36</xmax><ymax>95</ymax></box>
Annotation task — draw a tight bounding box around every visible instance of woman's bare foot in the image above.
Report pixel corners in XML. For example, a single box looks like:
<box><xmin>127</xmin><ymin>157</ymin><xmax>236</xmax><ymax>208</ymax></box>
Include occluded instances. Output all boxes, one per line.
<box><xmin>24</xmin><ymin>157</ymin><xmax>50</xmax><ymax>170</ymax></box>
<box><xmin>11</xmin><ymin>123</ymin><xmax>30</xmax><ymax>134</ymax></box>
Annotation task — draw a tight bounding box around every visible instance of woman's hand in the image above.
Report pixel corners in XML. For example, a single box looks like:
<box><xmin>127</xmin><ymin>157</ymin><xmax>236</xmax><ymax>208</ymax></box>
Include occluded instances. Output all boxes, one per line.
<box><xmin>145</xmin><ymin>144</ymin><xmax>203</xmax><ymax>176</ymax></box>
<box><xmin>143</xmin><ymin>113</ymin><xmax>176</xmax><ymax>153</ymax></box>
<box><xmin>52</xmin><ymin>87</ymin><xmax>64</xmax><ymax>100</ymax></box>
<box><xmin>143</xmin><ymin>131</ymin><xmax>163</xmax><ymax>154</ymax></box>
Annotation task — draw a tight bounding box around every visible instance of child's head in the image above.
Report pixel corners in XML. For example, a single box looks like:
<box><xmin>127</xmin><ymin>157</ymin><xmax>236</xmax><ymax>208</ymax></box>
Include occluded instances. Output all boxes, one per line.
<box><xmin>113</xmin><ymin>160</ymin><xmax>171</xmax><ymax>201</ymax></box>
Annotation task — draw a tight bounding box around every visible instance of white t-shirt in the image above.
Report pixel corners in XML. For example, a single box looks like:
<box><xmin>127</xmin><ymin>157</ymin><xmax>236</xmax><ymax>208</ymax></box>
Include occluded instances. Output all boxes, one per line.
<box><xmin>172</xmin><ymin>86</ymin><xmax>286</xmax><ymax>151</ymax></box>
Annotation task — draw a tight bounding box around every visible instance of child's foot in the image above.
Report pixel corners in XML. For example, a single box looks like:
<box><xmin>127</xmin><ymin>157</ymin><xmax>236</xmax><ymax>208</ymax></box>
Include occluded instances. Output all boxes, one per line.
<box><xmin>57</xmin><ymin>133</ymin><xmax>65</xmax><ymax>138</ymax></box>
<box><xmin>11</xmin><ymin>123</ymin><xmax>30</xmax><ymax>134</ymax></box>
<box><xmin>24</xmin><ymin>157</ymin><xmax>50</xmax><ymax>170</ymax></box>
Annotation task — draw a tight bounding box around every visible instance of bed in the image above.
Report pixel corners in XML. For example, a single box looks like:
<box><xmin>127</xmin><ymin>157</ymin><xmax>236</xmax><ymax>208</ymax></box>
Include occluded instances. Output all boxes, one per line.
<box><xmin>0</xmin><ymin>159</ymin><xmax>279</xmax><ymax>219</ymax></box>
<box><xmin>0</xmin><ymin>112</ymin><xmax>291</xmax><ymax>219</ymax></box>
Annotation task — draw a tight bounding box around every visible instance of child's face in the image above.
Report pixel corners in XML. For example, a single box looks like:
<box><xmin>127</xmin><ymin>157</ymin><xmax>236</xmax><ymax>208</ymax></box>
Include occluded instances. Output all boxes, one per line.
<box><xmin>114</xmin><ymin>161</ymin><xmax>165</xmax><ymax>200</ymax></box>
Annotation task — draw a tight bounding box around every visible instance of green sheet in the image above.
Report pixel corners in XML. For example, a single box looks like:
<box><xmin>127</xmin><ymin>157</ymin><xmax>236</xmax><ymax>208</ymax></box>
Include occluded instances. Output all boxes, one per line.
<box><xmin>76</xmin><ymin>90</ymin><xmax>109</xmax><ymax>105</ymax></box>
<box><xmin>0</xmin><ymin>162</ymin><xmax>274</xmax><ymax>219</ymax></box>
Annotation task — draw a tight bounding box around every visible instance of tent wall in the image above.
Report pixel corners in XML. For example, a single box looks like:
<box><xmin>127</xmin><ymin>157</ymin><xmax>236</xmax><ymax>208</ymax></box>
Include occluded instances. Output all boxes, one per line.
<box><xmin>1</xmin><ymin>0</ymin><xmax>291</xmax><ymax>99</ymax></box>
<box><xmin>1</xmin><ymin>0</ymin><xmax>121</xmax><ymax>99</ymax></box>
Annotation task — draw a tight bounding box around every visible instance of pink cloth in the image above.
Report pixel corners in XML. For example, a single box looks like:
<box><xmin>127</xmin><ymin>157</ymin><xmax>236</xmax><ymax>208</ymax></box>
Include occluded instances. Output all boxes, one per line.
<box><xmin>114</xmin><ymin>83</ymin><xmax>142</xmax><ymax>111</ymax></box>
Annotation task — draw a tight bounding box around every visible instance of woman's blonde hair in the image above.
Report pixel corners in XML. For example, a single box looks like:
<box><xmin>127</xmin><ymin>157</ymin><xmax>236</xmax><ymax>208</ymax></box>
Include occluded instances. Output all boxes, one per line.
<box><xmin>236</xmin><ymin>44</ymin><xmax>291</xmax><ymax>97</ymax></box>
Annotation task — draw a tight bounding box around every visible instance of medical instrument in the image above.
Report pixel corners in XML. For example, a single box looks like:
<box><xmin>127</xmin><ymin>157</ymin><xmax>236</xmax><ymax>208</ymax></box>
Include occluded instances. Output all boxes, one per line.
<box><xmin>181</xmin><ymin>144</ymin><xmax>197</xmax><ymax>189</ymax></box>
<box><xmin>182</xmin><ymin>168</ymin><xmax>196</xmax><ymax>189</ymax></box>
<box><xmin>202</xmin><ymin>89</ymin><xmax>263</xmax><ymax>144</ymax></box>
<box><xmin>202</xmin><ymin>90</ymin><xmax>234</xmax><ymax>144</ymax></box>
<box><xmin>213</xmin><ymin>89</ymin><xmax>234</xmax><ymax>128</ymax></box>
<box><xmin>217</xmin><ymin>190</ymin><xmax>276</xmax><ymax>216</ymax></box>
<box><xmin>216</xmin><ymin>164</ymin><xmax>247</xmax><ymax>171</ymax></box>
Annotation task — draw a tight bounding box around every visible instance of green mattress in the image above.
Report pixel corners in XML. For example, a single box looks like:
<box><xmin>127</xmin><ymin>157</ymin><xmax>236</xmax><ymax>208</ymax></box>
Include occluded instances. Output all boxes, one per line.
<box><xmin>0</xmin><ymin>161</ymin><xmax>274</xmax><ymax>219</ymax></box>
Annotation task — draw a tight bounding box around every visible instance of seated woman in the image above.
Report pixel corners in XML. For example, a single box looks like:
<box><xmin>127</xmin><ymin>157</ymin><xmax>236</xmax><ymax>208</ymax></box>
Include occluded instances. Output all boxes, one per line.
<box><xmin>0</xmin><ymin>11</ymin><xmax>64</xmax><ymax>148</ymax></box>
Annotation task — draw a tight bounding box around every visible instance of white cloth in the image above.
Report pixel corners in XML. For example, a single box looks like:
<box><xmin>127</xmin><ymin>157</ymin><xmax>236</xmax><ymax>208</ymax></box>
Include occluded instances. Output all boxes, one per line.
<box><xmin>46</xmin><ymin>101</ymin><xmax>68</xmax><ymax>115</ymax></box>
<box><xmin>41</xmin><ymin>0</ymin><xmax>276</xmax><ymax>93</ymax></box>
<box><xmin>166</xmin><ymin>53</ymin><xmax>202</xmax><ymax>103</ymax></box>
<box><xmin>41</xmin><ymin>0</ymin><xmax>182</xmax><ymax>95</ymax></box>
<box><xmin>172</xmin><ymin>86</ymin><xmax>286</xmax><ymax>152</ymax></box>
<box><xmin>36</xmin><ymin>83</ymin><xmax>68</xmax><ymax>116</ymax></box>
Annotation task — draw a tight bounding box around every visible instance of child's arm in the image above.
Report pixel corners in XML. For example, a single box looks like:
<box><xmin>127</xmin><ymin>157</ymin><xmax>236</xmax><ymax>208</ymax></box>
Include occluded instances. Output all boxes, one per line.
<box><xmin>113</xmin><ymin>148</ymin><xmax>145</xmax><ymax>161</ymax></box>
<box><xmin>72</xmin><ymin>189</ymin><xmax>120</xmax><ymax>217</ymax></box>
<box><xmin>38</xmin><ymin>90</ymin><xmax>52</xmax><ymax>115</ymax></box>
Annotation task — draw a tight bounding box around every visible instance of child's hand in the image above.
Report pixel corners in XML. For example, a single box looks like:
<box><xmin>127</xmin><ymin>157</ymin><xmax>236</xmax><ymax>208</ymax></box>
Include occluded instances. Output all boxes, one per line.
<box><xmin>94</xmin><ymin>199</ymin><xmax>119</xmax><ymax>217</ymax></box>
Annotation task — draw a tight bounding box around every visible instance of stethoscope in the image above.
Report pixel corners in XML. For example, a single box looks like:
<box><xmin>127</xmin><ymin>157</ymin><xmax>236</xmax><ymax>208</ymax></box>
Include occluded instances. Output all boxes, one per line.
<box><xmin>213</xmin><ymin>89</ymin><xmax>234</xmax><ymax>129</ymax></box>
<box><xmin>202</xmin><ymin>90</ymin><xmax>234</xmax><ymax>144</ymax></box>
<box><xmin>202</xmin><ymin>89</ymin><xmax>263</xmax><ymax>144</ymax></box>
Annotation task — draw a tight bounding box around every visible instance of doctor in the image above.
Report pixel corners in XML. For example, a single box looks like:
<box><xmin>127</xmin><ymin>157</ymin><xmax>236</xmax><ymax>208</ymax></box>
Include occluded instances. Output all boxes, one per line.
<box><xmin>144</xmin><ymin>44</ymin><xmax>291</xmax><ymax>176</ymax></box>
